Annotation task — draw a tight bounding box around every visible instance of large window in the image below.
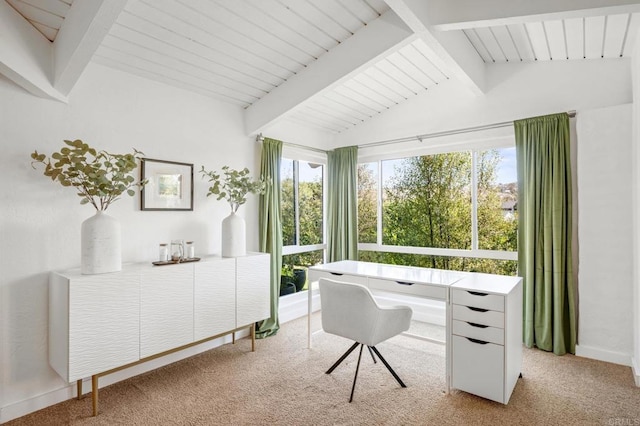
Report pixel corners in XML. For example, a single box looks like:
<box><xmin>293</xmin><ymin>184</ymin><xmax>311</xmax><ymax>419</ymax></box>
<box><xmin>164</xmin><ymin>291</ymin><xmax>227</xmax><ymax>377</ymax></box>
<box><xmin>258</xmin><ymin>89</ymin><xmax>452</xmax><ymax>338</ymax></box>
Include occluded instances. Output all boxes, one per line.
<box><xmin>358</xmin><ymin>147</ymin><xmax>517</xmax><ymax>275</ymax></box>
<box><xmin>281</xmin><ymin>157</ymin><xmax>325</xmax><ymax>295</ymax></box>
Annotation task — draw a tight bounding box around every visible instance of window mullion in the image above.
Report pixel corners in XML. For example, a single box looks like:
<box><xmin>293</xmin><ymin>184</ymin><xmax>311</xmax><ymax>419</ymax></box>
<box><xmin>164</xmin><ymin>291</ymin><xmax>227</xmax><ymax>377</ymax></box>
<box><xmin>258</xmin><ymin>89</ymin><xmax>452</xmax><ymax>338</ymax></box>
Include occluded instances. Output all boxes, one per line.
<box><xmin>294</xmin><ymin>160</ymin><xmax>300</xmax><ymax>246</ymax></box>
<box><xmin>471</xmin><ymin>150</ymin><xmax>479</xmax><ymax>251</ymax></box>
<box><xmin>377</xmin><ymin>160</ymin><xmax>383</xmax><ymax>246</ymax></box>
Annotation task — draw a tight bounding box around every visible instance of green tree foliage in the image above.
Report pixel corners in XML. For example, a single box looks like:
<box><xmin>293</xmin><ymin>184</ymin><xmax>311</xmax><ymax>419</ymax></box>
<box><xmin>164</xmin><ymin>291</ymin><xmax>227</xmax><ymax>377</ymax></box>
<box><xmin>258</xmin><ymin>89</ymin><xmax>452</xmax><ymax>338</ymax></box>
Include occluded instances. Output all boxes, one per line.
<box><xmin>357</xmin><ymin>164</ymin><xmax>377</xmax><ymax>243</ymax></box>
<box><xmin>357</xmin><ymin>150</ymin><xmax>518</xmax><ymax>276</ymax></box>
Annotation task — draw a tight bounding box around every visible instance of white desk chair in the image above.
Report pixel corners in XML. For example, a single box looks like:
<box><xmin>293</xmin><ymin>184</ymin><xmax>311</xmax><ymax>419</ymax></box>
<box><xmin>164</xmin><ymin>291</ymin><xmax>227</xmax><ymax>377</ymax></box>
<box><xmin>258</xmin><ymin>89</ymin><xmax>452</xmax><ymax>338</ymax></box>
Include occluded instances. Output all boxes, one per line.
<box><xmin>319</xmin><ymin>277</ymin><xmax>413</xmax><ymax>402</ymax></box>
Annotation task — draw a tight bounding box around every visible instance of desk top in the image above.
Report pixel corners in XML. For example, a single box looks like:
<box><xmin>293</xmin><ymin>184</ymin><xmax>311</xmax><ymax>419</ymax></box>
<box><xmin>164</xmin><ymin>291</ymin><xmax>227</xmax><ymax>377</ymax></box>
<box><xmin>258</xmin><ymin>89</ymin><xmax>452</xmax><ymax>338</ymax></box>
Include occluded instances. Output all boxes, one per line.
<box><xmin>309</xmin><ymin>260</ymin><xmax>522</xmax><ymax>295</ymax></box>
<box><xmin>309</xmin><ymin>260</ymin><xmax>468</xmax><ymax>287</ymax></box>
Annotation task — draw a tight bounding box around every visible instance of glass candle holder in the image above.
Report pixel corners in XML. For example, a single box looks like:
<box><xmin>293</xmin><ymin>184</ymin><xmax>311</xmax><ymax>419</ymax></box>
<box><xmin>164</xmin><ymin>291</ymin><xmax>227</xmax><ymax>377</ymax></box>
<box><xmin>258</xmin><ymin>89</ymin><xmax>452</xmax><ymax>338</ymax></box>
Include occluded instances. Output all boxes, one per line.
<box><xmin>170</xmin><ymin>240</ymin><xmax>184</xmax><ymax>261</ymax></box>
<box><xmin>159</xmin><ymin>243</ymin><xmax>169</xmax><ymax>262</ymax></box>
<box><xmin>185</xmin><ymin>241</ymin><xmax>195</xmax><ymax>259</ymax></box>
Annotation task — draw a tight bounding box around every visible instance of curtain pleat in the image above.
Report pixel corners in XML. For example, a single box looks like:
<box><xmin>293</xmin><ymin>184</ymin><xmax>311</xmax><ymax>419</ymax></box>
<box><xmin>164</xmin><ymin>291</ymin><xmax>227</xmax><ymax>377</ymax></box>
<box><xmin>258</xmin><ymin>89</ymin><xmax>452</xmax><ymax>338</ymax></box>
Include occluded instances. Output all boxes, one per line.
<box><xmin>255</xmin><ymin>138</ymin><xmax>283</xmax><ymax>339</ymax></box>
<box><xmin>327</xmin><ymin>146</ymin><xmax>359</xmax><ymax>262</ymax></box>
<box><xmin>515</xmin><ymin>113</ymin><xmax>576</xmax><ymax>355</ymax></box>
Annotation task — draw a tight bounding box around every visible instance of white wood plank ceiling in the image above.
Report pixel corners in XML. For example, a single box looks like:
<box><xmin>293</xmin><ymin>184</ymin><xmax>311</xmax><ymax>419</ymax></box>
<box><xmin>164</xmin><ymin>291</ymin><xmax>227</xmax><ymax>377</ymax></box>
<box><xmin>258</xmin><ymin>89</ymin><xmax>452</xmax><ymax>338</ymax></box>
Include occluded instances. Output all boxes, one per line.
<box><xmin>92</xmin><ymin>0</ymin><xmax>390</xmax><ymax>108</ymax></box>
<box><xmin>464</xmin><ymin>13</ymin><xmax>640</xmax><ymax>63</ymax></box>
<box><xmin>286</xmin><ymin>38</ymin><xmax>449</xmax><ymax>133</ymax></box>
<box><xmin>5</xmin><ymin>0</ymin><xmax>73</xmax><ymax>41</ymax></box>
<box><xmin>5</xmin><ymin>0</ymin><xmax>640</xmax><ymax>134</ymax></box>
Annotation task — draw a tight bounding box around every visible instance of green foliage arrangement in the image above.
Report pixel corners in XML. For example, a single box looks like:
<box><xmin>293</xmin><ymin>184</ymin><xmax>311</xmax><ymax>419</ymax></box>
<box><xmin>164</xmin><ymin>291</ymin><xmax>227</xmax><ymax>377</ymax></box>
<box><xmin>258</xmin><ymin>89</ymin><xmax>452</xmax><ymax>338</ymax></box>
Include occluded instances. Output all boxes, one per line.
<box><xmin>30</xmin><ymin>139</ymin><xmax>146</xmax><ymax>211</ymax></box>
<box><xmin>200</xmin><ymin>165</ymin><xmax>266</xmax><ymax>213</ymax></box>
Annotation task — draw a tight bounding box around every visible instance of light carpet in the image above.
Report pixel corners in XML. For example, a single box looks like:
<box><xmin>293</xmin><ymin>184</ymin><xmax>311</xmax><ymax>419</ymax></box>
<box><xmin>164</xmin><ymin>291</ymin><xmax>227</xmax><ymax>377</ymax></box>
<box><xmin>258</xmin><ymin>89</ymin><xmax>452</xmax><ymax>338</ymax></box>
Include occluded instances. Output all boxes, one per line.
<box><xmin>6</xmin><ymin>314</ymin><xmax>640</xmax><ymax>425</ymax></box>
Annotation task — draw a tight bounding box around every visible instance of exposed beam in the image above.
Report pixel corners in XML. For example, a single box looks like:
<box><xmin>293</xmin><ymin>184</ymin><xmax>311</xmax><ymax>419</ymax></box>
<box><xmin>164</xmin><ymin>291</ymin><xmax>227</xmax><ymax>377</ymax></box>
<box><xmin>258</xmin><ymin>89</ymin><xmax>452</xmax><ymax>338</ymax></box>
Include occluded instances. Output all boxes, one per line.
<box><xmin>427</xmin><ymin>0</ymin><xmax>640</xmax><ymax>30</ymax></box>
<box><xmin>244</xmin><ymin>10</ymin><xmax>414</xmax><ymax>135</ymax></box>
<box><xmin>0</xmin><ymin>0</ymin><xmax>66</xmax><ymax>102</ymax></box>
<box><xmin>385</xmin><ymin>0</ymin><xmax>485</xmax><ymax>96</ymax></box>
<box><xmin>54</xmin><ymin>0</ymin><xmax>127</xmax><ymax>95</ymax></box>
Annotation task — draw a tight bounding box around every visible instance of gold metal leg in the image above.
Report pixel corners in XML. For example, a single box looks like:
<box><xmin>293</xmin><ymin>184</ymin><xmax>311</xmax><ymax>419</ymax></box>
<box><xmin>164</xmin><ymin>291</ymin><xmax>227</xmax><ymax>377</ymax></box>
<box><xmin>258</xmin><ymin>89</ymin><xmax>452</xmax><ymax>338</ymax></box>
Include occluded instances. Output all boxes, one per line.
<box><xmin>232</xmin><ymin>332</ymin><xmax>236</xmax><ymax>344</ymax></box>
<box><xmin>251</xmin><ymin>323</ymin><xmax>256</xmax><ymax>352</ymax></box>
<box><xmin>92</xmin><ymin>375</ymin><xmax>99</xmax><ymax>416</ymax></box>
<box><xmin>76</xmin><ymin>379</ymin><xmax>83</xmax><ymax>400</ymax></box>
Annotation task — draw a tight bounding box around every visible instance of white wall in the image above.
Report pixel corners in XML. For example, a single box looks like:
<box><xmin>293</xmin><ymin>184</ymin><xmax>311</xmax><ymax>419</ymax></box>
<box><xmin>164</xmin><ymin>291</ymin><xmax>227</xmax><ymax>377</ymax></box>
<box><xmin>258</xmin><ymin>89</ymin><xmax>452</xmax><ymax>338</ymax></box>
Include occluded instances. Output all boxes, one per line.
<box><xmin>0</xmin><ymin>62</ymin><xmax>261</xmax><ymax>421</ymax></box>
<box><xmin>576</xmin><ymin>104</ymin><xmax>634</xmax><ymax>366</ymax></box>
<box><xmin>632</xmin><ymin>31</ymin><xmax>640</xmax><ymax>385</ymax></box>
<box><xmin>333</xmin><ymin>58</ymin><xmax>632</xmax><ymax>149</ymax></box>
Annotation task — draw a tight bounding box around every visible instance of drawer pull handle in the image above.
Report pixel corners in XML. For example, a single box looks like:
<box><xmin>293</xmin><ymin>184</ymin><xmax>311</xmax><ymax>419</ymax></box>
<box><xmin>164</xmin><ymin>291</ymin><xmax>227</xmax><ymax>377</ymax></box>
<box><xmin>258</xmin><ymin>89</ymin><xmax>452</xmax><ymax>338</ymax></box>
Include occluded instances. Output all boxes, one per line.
<box><xmin>467</xmin><ymin>291</ymin><xmax>488</xmax><ymax>296</ymax></box>
<box><xmin>395</xmin><ymin>281</ymin><xmax>414</xmax><ymax>286</ymax></box>
<box><xmin>467</xmin><ymin>306</ymin><xmax>489</xmax><ymax>313</ymax></box>
<box><xmin>330</xmin><ymin>272</ymin><xmax>343</xmax><ymax>276</ymax></box>
<box><xmin>467</xmin><ymin>337</ymin><xmax>489</xmax><ymax>345</ymax></box>
<box><xmin>467</xmin><ymin>322</ymin><xmax>488</xmax><ymax>328</ymax></box>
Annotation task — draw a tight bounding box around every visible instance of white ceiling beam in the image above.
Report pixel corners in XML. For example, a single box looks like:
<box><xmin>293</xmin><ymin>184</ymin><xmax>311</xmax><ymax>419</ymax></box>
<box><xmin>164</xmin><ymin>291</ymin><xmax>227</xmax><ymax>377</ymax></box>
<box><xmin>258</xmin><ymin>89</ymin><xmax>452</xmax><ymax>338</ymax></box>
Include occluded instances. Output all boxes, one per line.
<box><xmin>0</xmin><ymin>0</ymin><xmax>66</xmax><ymax>102</ymax></box>
<box><xmin>54</xmin><ymin>0</ymin><xmax>127</xmax><ymax>96</ymax></box>
<box><xmin>244</xmin><ymin>10</ymin><xmax>414</xmax><ymax>135</ymax></box>
<box><xmin>385</xmin><ymin>0</ymin><xmax>486</xmax><ymax>96</ymax></box>
<box><xmin>427</xmin><ymin>0</ymin><xmax>640</xmax><ymax>30</ymax></box>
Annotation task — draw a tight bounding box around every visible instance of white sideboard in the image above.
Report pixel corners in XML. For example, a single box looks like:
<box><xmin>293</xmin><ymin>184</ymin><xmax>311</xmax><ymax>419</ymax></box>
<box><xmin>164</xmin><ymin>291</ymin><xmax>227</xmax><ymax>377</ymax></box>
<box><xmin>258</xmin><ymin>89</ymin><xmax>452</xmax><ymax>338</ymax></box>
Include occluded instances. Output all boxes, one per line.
<box><xmin>49</xmin><ymin>252</ymin><xmax>270</xmax><ymax>416</ymax></box>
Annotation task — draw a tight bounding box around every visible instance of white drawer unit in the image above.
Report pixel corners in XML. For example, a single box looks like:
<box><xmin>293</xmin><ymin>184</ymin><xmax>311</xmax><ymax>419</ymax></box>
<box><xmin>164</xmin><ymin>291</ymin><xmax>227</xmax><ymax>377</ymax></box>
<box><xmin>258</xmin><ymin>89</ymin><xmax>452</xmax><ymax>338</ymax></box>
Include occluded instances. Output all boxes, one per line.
<box><xmin>368</xmin><ymin>277</ymin><xmax>447</xmax><ymax>300</ymax></box>
<box><xmin>450</xmin><ymin>274</ymin><xmax>523</xmax><ymax>404</ymax></box>
<box><xmin>309</xmin><ymin>270</ymin><xmax>369</xmax><ymax>287</ymax></box>
<box><xmin>451</xmin><ymin>304</ymin><xmax>504</xmax><ymax>328</ymax></box>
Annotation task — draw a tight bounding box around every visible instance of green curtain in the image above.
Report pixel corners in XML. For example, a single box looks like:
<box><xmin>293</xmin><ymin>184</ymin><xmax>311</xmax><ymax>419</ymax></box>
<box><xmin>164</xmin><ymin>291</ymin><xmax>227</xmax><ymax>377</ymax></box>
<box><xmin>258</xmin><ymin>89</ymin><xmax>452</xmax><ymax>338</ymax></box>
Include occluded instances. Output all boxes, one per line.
<box><xmin>327</xmin><ymin>146</ymin><xmax>359</xmax><ymax>262</ymax></box>
<box><xmin>515</xmin><ymin>112</ymin><xmax>576</xmax><ymax>355</ymax></box>
<box><xmin>255</xmin><ymin>138</ymin><xmax>283</xmax><ymax>339</ymax></box>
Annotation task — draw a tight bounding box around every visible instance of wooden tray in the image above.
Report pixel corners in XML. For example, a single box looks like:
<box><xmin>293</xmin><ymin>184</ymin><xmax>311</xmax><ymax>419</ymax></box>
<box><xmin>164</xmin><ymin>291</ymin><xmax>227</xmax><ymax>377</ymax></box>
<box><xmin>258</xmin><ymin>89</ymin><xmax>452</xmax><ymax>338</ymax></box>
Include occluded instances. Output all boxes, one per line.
<box><xmin>152</xmin><ymin>257</ymin><xmax>201</xmax><ymax>266</ymax></box>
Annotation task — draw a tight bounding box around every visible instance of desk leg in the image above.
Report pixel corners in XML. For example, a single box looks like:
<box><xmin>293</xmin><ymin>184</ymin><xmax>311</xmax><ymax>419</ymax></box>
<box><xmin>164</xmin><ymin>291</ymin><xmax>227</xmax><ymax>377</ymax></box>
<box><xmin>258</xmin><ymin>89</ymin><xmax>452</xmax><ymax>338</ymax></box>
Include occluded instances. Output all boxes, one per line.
<box><xmin>445</xmin><ymin>291</ymin><xmax>451</xmax><ymax>394</ymax></box>
<box><xmin>307</xmin><ymin>281</ymin><xmax>312</xmax><ymax>349</ymax></box>
<box><xmin>76</xmin><ymin>379</ymin><xmax>83</xmax><ymax>400</ymax></box>
<box><xmin>251</xmin><ymin>323</ymin><xmax>256</xmax><ymax>352</ymax></box>
<box><xmin>91</xmin><ymin>375</ymin><xmax>99</xmax><ymax>416</ymax></box>
<box><xmin>232</xmin><ymin>332</ymin><xmax>236</xmax><ymax>344</ymax></box>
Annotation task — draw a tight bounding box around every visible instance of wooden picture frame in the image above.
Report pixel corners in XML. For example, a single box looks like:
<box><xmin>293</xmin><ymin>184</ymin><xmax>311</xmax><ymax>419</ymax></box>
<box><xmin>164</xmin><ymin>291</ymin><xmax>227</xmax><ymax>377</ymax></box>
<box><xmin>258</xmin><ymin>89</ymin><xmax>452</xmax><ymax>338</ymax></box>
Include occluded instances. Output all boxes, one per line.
<box><xmin>140</xmin><ymin>158</ymin><xmax>194</xmax><ymax>211</ymax></box>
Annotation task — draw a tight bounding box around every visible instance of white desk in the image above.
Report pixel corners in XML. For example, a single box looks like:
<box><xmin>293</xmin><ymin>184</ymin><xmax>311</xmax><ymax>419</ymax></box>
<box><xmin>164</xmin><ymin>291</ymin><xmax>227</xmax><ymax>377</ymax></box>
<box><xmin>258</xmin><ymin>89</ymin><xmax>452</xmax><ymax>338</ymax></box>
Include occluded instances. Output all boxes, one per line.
<box><xmin>307</xmin><ymin>260</ymin><xmax>522</xmax><ymax>404</ymax></box>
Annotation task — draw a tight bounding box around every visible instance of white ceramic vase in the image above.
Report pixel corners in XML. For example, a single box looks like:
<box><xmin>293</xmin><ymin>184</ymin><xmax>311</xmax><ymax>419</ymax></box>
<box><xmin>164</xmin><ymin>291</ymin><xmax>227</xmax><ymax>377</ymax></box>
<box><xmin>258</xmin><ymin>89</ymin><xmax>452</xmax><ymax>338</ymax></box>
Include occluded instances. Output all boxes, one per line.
<box><xmin>81</xmin><ymin>211</ymin><xmax>122</xmax><ymax>274</ymax></box>
<box><xmin>221</xmin><ymin>211</ymin><xmax>246</xmax><ymax>257</ymax></box>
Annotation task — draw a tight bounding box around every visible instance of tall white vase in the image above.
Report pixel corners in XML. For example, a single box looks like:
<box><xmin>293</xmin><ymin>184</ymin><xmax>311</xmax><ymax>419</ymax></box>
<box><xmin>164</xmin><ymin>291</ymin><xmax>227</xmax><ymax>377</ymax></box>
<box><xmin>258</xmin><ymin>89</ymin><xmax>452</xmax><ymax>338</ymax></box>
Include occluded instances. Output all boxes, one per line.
<box><xmin>221</xmin><ymin>211</ymin><xmax>246</xmax><ymax>258</ymax></box>
<box><xmin>81</xmin><ymin>211</ymin><xmax>122</xmax><ymax>274</ymax></box>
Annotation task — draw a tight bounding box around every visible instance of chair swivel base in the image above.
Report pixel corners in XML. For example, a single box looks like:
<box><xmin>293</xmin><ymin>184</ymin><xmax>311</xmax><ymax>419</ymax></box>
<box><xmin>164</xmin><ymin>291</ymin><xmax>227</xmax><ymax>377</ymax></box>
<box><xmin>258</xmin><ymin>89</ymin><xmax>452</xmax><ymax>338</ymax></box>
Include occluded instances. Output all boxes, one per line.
<box><xmin>326</xmin><ymin>341</ymin><xmax>406</xmax><ymax>402</ymax></box>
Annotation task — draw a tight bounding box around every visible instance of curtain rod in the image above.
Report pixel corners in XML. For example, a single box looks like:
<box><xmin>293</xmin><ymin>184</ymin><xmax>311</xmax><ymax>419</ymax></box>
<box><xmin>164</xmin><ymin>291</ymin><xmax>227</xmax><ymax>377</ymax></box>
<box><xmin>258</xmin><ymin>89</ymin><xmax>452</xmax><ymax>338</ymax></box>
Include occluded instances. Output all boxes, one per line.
<box><xmin>357</xmin><ymin>110</ymin><xmax>576</xmax><ymax>149</ymax></box>
<box><xmin>256</xmin><ymin>110</ymin><xmax>576</xmax><ymax>152</ymax></box>
<box><xmin>256</xmin><ymin>133</ymin><xmax>328</xmax><ymax>154</ymax></box>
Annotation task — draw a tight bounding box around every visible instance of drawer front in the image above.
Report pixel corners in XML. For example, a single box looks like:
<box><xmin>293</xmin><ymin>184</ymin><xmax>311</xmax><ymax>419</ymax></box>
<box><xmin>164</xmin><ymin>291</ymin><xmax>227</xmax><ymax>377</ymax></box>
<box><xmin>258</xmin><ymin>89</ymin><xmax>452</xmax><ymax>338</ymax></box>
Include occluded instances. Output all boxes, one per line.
<box><xmin>452</xmin><ymin>304</ymin><xmax>504</xmax><ymax>328</ymax></box>
<box><xmin>452</xmin><ymin>335</ymin><xmax>505</xmax><ymax>404</ymax></box>
<box><xmin>368</xmin><ymin>277</ymin><xmax>447</xmax><ymax>300</ymax></box>
<box><xmin>452</xmin><ymin>320</ymin><xmax>504</xmax><ymax>345</ymax></box>
<box><xmin>451</xmin><ymin>289</ymin><xmax>504</xmax><ymax>312</ymax></box>
<box><xmin>310</xmin><ymin>270</ymin><xmax>368</xmax><ymax>287</ymax></box>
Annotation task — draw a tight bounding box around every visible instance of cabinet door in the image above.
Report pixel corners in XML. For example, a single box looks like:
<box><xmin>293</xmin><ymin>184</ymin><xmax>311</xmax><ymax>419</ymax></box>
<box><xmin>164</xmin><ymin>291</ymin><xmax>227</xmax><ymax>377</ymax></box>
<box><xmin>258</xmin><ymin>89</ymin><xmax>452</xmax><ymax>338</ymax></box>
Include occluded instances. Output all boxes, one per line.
<box><xmin>68</xmin><ymin>270</ymin><xmax>140</xmax><ymax>381</ymax></box>
<box><xmin>194</xmin><ymin>258</ymin><xmax>236</xmax><ymax>340</ymax></box>
<box><xmin>452</xmin><ymin>335</ymin><xmax>505</xmax><ymax>403</ymax></box>
<box><xmin>141</xmin><ymin>263</ymin><xmax>194</xmax><ymax>358</ymax></box>
<box><xmin>236</xmin><ymin>253</ymin><xmax>270</xmax><ymax>327</ymax></box>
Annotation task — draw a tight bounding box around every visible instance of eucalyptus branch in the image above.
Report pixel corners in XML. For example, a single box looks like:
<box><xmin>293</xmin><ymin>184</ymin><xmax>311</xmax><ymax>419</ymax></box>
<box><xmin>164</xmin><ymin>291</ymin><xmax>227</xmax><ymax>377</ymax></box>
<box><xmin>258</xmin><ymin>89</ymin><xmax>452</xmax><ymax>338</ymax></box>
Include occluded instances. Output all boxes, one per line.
<box><xmin>200</xmin><ymin>165</ymin><xmax>266</xmax><ymax>212</ymax></box>
<box><xmin>30</xmin><ymin>139</ymin><xmax>146</xmax><ymax>211</ymax></box>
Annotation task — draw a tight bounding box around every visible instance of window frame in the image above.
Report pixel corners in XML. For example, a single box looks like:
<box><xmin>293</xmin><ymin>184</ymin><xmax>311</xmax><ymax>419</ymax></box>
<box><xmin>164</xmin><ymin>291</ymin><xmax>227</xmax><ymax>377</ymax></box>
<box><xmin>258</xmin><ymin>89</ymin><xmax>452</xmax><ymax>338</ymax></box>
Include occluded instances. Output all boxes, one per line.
<box><xmin>280</xmin><ymin>146</ymin><xmax>327</xmax><ymax>260</ymax></box>
<box><xmin>357</xmin><ymin>137</ymin><xmax>517</xmax><ymax>262</ymax></box>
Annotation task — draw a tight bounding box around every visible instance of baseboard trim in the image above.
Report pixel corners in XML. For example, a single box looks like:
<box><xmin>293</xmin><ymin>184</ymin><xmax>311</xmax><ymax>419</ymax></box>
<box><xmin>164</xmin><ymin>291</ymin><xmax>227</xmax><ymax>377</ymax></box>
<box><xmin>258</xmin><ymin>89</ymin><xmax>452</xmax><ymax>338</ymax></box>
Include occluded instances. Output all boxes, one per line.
<box><xmin>632</xmin><ymin>357</ymin><xmax>640</xmax><ymax>387</ymax></box>
<box><xmin>575</xmin><ymin>344</ymin><xmax>632</xmax><ymax>367</ymax></box>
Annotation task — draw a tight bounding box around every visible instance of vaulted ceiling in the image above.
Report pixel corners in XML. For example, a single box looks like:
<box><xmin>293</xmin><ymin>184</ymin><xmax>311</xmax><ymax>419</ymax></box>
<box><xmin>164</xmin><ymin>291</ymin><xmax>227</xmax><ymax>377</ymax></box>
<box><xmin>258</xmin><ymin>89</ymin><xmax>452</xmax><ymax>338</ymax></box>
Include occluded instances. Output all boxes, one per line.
<box><xmin>2</xmin><ymin>0</ymin><xmax>640</xmax><ymax>136</ymax></box>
